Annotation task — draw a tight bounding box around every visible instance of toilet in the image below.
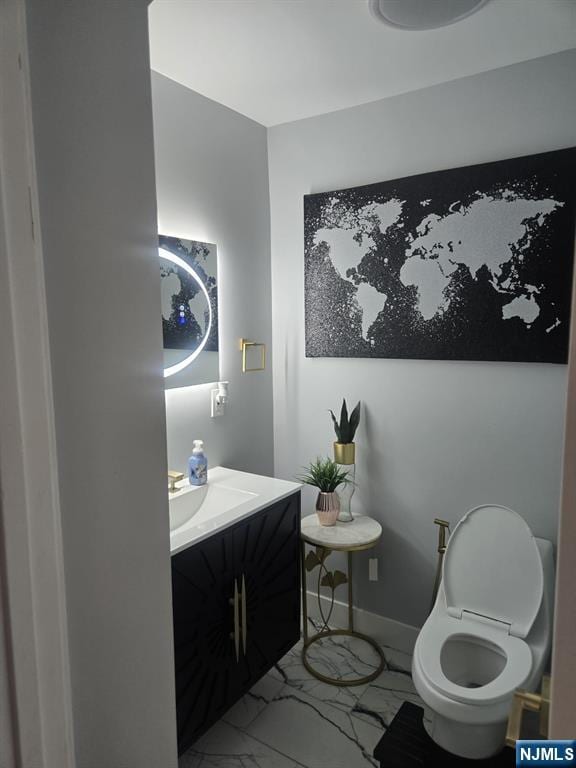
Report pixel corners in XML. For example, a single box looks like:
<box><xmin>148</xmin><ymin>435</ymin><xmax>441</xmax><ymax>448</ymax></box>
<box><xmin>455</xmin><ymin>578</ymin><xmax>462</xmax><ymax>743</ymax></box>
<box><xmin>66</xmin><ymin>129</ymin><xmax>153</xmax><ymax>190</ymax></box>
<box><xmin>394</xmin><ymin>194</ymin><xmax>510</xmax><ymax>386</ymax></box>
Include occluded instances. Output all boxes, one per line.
<box><xmin>412</xmin><ymin>504</ymin><xmax>554</xmax><ymax>760</ymax></box>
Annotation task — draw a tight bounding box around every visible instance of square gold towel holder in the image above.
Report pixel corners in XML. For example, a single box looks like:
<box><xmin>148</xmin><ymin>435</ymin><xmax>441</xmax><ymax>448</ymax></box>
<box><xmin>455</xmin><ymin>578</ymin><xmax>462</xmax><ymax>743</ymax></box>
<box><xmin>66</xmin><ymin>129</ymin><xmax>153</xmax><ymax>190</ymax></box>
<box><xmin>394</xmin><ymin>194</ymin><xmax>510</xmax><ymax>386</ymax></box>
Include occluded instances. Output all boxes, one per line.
<box><xmin>240</xmin><ymin>338</ymin><xmax>266</xmax><ymax>373</ymax></box>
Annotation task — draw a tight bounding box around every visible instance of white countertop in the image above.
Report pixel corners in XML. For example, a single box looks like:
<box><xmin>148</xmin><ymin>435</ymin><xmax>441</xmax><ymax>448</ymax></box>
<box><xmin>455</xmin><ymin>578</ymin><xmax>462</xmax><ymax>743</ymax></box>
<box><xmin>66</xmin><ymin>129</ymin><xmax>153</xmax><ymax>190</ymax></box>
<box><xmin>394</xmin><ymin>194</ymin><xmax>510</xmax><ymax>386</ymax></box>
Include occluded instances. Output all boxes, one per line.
<box><xmin>170</xmin><ymin>466</ymin><xmax>301</xmax><ymax>555</ymax></box>
<box><xmin>300</xmin><ymin>514</ymin><xmax>382</xmax><ymax>551</ymax></box>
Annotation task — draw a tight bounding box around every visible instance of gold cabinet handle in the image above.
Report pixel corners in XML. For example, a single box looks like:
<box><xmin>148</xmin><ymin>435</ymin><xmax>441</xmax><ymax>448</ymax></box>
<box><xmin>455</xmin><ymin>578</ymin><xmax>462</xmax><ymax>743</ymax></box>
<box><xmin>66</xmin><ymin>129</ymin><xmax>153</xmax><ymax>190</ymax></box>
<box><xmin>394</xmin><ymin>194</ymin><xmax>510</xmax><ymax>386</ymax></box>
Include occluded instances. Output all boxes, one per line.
<box><xmin>241</xmin><ymin>574</ymin><xmax>247</xmax><ymax>656</ymax></box>
<box><xmin>505</xmin><ymin>676</ymin><xmax>550</xmax><ymax>747</ymax></box>
<box><xmin>229</xmin><ymin>580</ymin><xmax>240</xmax><ymax>662</ymax></box>
<box><xmin>234</xmin><ymin>579</ymin><xmax>240</xmax><ymax>662</ymax></box>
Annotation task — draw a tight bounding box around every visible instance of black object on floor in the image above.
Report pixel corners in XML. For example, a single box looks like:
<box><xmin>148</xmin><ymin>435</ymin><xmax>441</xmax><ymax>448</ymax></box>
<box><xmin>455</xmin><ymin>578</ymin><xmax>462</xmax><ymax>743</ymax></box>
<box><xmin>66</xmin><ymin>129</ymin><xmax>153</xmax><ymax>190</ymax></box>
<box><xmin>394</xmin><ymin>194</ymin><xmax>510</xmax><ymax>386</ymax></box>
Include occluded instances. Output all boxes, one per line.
<box><xmin>374</xmin><ymin>702</ymin><xmax>515</xmax><ymax>767</ymax></box>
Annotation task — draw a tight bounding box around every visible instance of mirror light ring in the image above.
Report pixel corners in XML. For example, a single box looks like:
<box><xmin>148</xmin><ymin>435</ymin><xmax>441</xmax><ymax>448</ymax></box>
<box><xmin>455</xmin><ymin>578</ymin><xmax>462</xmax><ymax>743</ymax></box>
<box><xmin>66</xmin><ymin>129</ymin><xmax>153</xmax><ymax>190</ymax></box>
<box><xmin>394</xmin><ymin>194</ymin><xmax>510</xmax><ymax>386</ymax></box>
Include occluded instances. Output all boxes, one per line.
<box><xmin>159</xmin><ymin>247</ymin><xmax>213</xmax><ymax>378</ymax></box>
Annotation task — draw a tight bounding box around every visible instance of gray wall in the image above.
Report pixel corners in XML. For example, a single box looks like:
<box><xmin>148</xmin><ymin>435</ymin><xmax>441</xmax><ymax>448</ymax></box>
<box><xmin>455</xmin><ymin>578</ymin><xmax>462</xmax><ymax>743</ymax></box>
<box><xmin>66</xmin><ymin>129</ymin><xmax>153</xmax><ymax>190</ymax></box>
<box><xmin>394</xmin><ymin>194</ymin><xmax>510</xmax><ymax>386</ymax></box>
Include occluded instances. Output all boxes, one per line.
<box><xmin>25</xmin><ymin>2</ymin><xmax>177</xmax><ymax>766</ymax></box>
<box><xmin>151</xmin><ymin>72</ymin><xmax>274</xmax><ymax>476</ymax></box>
<box><xmin>268</xmin><ymin>50</ymin><xmax>576</xmax><ymax>629</ymax></box>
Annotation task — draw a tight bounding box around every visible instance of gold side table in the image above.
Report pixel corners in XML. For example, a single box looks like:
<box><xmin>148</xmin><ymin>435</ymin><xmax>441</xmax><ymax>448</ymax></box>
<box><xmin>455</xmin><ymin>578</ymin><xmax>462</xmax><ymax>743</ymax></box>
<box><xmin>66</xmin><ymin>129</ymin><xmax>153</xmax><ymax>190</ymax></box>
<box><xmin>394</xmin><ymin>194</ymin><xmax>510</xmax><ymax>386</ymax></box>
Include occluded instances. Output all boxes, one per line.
<box><xmin>300</xmin><ymin>514</ymin><xmax>385</xmax><ymax>687</ymax></box>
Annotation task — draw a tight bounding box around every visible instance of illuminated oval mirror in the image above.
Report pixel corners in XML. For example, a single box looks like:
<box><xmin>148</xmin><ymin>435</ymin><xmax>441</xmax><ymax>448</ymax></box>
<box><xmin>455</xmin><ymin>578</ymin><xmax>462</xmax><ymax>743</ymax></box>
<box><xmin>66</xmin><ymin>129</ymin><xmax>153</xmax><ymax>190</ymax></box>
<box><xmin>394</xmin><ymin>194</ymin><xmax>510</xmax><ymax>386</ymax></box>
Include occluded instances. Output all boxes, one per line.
<box><xmin>159</xmin><ymin>236</ymin><xmax>219</xmax><ymax>388</ymax></box>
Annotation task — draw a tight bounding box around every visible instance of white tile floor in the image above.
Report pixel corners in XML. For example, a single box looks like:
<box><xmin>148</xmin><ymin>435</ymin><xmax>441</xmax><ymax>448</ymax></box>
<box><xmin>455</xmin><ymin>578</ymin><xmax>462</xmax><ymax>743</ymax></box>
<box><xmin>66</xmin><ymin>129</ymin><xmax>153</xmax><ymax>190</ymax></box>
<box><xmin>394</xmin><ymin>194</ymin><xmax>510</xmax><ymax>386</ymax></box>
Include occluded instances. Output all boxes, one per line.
<box><xmin>179</xmin><ymin>631</ymin><xmax>430</xmax><ymax>768</ymax></box>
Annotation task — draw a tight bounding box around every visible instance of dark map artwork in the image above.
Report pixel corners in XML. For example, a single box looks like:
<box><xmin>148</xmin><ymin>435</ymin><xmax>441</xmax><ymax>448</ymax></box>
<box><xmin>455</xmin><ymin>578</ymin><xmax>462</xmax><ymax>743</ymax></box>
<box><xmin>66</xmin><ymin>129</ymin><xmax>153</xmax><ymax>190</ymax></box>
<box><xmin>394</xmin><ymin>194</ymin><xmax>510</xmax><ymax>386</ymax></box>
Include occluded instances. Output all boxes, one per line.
<box><xmin>304</xmin><ymin>148</ymin><xmax>576</xmax><ymax>363</ymax></box>
<box><xmin>159</xmin><ymin>235</ymin><xmax>218</xmax><ymax>353</ymax></box>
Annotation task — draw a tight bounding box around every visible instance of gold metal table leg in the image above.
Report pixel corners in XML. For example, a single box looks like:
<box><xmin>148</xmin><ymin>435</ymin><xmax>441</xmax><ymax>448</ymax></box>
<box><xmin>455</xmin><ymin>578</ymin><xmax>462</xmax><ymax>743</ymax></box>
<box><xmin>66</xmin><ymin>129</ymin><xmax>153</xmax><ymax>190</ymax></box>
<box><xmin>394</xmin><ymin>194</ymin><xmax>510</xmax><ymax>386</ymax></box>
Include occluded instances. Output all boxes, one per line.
<box><xmin>301</xmin><ymin>538</ymin><xmax>309</xmax><ymax>644</ymax></box>
<box><xmin>300</xmin><ymin>541</ymin><xmax>385</xmax><ymax>687</ymax></box>
<box><xmin>348</xmin><ymin>551</ymin><xmax>353</xmax><ymax>632</ymax></box>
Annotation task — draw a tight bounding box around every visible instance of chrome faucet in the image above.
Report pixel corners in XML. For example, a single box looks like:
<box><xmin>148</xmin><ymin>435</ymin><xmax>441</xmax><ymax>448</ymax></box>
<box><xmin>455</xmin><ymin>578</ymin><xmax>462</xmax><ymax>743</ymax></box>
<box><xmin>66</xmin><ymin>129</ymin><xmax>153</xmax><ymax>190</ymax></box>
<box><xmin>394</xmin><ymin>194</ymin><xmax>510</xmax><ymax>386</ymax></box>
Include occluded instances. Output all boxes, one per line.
<box><xmin>168</xmin><ymin>470</ymin><xmax>185</xmax><ymax>494</ymax></box>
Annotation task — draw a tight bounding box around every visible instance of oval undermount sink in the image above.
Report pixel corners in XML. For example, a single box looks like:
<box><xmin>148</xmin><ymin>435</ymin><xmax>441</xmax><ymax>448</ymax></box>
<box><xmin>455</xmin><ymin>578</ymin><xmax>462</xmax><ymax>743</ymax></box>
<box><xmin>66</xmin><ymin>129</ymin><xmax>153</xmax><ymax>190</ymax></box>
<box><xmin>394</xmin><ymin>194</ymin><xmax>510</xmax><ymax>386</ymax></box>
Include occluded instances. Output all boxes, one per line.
<box><xmin>169</xmin><ymin>480</ymin><xmax>257</xmax><ymax>532</ymax></box>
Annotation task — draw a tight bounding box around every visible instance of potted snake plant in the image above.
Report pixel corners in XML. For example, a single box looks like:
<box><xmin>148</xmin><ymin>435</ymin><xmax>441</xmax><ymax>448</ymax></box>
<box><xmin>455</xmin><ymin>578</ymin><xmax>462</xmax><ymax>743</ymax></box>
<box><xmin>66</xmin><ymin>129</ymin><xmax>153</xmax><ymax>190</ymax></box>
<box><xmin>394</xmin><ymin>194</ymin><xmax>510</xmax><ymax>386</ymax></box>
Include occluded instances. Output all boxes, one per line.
<box><xmin>330</xmin><ymin>399</ymin><xmax>361</xmax><ymax>465</ymax></box>
<box><xmin>297</xmin><ymin>457</ymin><xmax>350</xmax><ymax>526</ymax></box>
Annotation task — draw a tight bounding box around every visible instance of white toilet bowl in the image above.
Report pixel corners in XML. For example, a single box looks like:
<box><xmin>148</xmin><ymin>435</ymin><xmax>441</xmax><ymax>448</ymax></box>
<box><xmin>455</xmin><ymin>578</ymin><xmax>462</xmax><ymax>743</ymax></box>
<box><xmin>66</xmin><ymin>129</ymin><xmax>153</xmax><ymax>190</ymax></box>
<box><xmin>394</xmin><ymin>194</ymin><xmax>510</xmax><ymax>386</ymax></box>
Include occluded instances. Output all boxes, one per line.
<box><xmin>412</xmin><ymin>505</ymin><xmax>554</xmax><ymax>759</ymax></box>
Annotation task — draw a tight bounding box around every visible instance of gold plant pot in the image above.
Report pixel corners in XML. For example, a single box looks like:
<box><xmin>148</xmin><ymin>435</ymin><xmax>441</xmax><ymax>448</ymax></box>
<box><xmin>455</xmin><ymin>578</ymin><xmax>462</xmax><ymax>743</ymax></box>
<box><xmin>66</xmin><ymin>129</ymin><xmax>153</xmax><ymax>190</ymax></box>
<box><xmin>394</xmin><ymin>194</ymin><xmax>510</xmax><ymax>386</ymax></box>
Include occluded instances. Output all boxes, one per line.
<box><xmin>316</xmin><ymin>491</ymin><xmax>340</xmax><ymax>527</ymax></box>
<box><xmin>333</xmin><ymin>442</ymin><xmax>355</xmax><ymax>465</ymax></box>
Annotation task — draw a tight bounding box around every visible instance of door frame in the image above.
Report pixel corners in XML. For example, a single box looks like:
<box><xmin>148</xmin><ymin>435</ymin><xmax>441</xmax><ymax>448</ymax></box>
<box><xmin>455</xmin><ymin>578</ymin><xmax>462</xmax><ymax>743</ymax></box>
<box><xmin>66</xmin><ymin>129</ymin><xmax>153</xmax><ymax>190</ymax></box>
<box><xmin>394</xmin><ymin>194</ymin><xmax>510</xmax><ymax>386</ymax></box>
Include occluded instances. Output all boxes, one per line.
<box><xmin>549</xmin><ymin>247</ymin><xmax>576</xmax><ymax>737</ymax></box>
<box><xmin>0</xmin><ymin>0</ymin><xmax>75</xmax><ymax>766</ymax></box>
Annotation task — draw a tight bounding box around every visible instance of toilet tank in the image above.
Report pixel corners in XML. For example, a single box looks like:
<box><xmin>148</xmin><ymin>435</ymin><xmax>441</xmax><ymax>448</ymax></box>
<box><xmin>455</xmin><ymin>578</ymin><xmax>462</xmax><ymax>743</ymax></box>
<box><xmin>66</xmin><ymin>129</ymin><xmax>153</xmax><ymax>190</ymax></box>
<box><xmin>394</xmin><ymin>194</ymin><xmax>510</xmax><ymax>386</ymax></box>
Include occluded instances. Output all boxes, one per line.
<box><xmin>535</xmin><ymin>537</ymin><xmax>555</xmax><ymax>621</ymax></box>
<box><xmin>526</xmin><ymin>537</ymin><xmax>555</xmax><ymax>686</ymax></box>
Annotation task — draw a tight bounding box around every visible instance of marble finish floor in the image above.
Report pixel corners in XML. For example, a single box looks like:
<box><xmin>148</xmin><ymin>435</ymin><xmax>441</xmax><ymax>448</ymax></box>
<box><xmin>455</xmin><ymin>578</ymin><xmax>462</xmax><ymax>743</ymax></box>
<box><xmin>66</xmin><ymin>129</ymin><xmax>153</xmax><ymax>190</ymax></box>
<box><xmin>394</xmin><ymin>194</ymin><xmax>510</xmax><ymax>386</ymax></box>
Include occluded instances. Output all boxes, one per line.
<box><xmin>179</xmin><ymin>630</ymin><xmax>430</xmax><ymax>768</ymax></box>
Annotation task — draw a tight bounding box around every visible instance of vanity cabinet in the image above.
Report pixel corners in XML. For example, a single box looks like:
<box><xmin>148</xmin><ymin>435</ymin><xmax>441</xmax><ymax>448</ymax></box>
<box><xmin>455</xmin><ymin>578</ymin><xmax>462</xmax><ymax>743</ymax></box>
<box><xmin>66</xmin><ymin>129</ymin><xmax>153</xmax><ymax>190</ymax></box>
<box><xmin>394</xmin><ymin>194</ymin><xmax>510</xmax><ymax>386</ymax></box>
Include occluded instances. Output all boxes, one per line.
<box><xmin>171</xmin><ymin>491</ymin><xmax>301</xmax><ymax>754</ymax></box>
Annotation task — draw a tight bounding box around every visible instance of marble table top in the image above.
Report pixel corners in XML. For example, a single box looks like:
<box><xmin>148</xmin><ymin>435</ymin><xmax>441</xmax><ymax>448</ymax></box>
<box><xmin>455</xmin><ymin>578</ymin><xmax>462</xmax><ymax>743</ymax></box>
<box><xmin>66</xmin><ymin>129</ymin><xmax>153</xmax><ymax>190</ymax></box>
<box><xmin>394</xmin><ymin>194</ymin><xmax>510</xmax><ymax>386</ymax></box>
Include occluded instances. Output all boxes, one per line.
<box><xmin>301</xmin><ymin>514</ymin><xmax>382</xmax><ymax>551</ymax></box>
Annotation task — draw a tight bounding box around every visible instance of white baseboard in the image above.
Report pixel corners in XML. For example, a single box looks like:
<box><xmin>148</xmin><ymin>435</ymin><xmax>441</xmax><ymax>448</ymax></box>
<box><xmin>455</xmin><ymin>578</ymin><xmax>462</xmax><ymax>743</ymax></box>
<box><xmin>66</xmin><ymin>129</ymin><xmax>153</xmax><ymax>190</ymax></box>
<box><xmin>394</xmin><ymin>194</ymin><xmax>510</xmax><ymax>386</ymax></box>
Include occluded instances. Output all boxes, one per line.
<box><xmin>305</xmin><ymin>591</ymin><xmax>420</xmax><ymax>655</ymax></box>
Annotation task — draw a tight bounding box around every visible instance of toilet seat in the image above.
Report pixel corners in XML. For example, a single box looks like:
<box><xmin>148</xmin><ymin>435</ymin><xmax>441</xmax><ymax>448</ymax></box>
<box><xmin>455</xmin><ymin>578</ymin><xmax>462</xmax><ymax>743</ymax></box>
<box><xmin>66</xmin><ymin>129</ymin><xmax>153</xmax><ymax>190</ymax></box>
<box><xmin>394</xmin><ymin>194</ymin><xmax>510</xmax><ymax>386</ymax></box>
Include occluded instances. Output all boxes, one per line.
<box><xmin>442</xmin><ymin>504</ymin><xmax>543</xmax><ymax>639</ymax></box>
<box><xmin>415</xmin><ymin>613</ymin><xmax>532</xmax><ymax>706</ymax></box>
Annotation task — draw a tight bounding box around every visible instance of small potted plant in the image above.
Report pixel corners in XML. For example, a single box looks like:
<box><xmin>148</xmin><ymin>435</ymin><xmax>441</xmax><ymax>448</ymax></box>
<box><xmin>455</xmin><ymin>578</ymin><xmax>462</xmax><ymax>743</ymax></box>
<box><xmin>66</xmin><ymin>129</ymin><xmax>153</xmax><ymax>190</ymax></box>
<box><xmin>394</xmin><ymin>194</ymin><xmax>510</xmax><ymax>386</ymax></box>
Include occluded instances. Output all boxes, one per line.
<box><xmin>297</xmin><ymin>457</ymin><xmax>350</xmax><ymax>526</ymax></box>
<box><xmin>330</xmin><ymin>399</ymin><xmax>361</xmax><ymax>465</ymax></box>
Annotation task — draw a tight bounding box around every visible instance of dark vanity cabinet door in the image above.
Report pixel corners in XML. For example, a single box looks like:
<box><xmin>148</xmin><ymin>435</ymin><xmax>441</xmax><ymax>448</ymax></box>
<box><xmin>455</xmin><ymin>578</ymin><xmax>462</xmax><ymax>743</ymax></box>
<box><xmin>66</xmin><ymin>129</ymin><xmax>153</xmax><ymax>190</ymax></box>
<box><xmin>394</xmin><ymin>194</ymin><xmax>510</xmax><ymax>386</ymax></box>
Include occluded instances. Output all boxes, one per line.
<box><xmin>171</xmin><ymin>523</ymin><xmax>240</xmax><ymax>753</ymax></box>
<box><xmin>172</xmin><ymin>491</ymin><xmax>300</xmax><ymax>754</ymax></box>
<box><xmin>233</xmin><ymin>493</ymin><xmax>301</xmax><ymax>691</ymax></box>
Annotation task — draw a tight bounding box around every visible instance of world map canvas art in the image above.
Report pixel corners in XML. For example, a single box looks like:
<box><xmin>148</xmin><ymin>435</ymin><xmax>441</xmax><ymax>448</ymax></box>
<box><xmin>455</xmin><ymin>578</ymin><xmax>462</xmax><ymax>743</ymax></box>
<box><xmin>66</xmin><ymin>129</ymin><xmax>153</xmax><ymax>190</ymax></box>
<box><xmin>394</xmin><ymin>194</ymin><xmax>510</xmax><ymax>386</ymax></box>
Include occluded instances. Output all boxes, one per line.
<box><xmin>304</xmin><ymin>148</ymin><xmax>576</xmax><ymax>363</ymax></box>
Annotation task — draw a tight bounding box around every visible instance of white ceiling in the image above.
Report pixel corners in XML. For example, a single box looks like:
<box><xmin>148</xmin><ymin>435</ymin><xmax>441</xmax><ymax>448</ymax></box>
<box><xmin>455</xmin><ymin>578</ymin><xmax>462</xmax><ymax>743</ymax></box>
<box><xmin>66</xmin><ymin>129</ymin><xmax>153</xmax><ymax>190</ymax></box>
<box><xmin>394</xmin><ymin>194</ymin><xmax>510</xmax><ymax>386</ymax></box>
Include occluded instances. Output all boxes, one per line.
<box><xmin>148</xmin><ymin>0</ymin><xmax>576</xmax><ymax>127</ymax></box>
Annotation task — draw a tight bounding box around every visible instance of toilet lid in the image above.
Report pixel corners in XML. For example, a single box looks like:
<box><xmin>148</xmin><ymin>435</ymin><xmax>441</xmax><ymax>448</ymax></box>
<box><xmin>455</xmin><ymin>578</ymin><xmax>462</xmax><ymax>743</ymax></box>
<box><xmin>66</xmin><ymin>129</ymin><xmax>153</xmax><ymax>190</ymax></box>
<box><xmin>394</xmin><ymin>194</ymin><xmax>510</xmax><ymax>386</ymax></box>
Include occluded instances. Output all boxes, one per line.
<box><xmin>443</xmin><ymin>505</ymin><xmax>543</xmax><ymax>638</ymax></box>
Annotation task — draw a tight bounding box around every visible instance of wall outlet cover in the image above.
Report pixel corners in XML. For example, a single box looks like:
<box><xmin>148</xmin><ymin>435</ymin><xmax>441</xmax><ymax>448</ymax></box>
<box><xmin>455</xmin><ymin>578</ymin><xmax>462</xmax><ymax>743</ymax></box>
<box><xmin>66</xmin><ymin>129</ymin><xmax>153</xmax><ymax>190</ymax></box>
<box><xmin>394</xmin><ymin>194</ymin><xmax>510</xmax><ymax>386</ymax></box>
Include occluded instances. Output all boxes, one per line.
<box><xmin>369</xmin><ymin>558</ymin><xmax>378</xmax><ymax>582</ymax></box>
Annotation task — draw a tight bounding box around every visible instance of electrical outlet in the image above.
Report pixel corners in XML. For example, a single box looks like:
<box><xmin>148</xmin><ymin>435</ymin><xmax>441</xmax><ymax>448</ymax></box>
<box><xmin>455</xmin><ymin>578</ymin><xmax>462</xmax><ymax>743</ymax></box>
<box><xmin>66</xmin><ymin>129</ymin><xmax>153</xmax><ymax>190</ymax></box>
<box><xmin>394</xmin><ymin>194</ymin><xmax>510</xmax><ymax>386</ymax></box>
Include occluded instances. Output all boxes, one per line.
<box><xmin>369</xmin><ymin>558</ymin><xmax>378</xmax><ymax>582</ymax></box>
<box><xmin>211</xmin><ymin>391</ymin><xmax>225</xmax><ymax>418</ymax></box>
<box><xmin>211</xmin><ymin>381</ymin><xmax>229</xmax><ymax>418</ymax></box>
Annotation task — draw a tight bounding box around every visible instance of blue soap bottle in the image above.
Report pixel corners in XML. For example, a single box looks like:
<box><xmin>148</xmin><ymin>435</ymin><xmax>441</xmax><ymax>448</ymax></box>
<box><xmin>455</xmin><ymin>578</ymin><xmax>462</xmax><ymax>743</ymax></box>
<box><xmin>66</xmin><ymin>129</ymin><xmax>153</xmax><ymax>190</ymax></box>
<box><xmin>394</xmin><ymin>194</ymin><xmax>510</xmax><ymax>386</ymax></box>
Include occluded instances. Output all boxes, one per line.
<box><xmin>188</xmin><ymin>440</ymin><xmax>208</xmax><ymax>486</ymax></box>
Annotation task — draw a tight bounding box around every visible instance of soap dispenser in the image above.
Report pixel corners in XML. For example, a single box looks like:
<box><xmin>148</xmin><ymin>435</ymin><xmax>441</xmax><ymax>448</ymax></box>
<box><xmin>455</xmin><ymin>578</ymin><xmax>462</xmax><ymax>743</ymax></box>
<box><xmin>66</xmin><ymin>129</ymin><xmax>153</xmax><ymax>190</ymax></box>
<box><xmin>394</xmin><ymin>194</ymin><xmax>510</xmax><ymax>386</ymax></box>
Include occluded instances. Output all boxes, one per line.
<box><xmin>188</xmin><ymin>440</ymin><xmax>208</xmax><ymax>486</ymax></box>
